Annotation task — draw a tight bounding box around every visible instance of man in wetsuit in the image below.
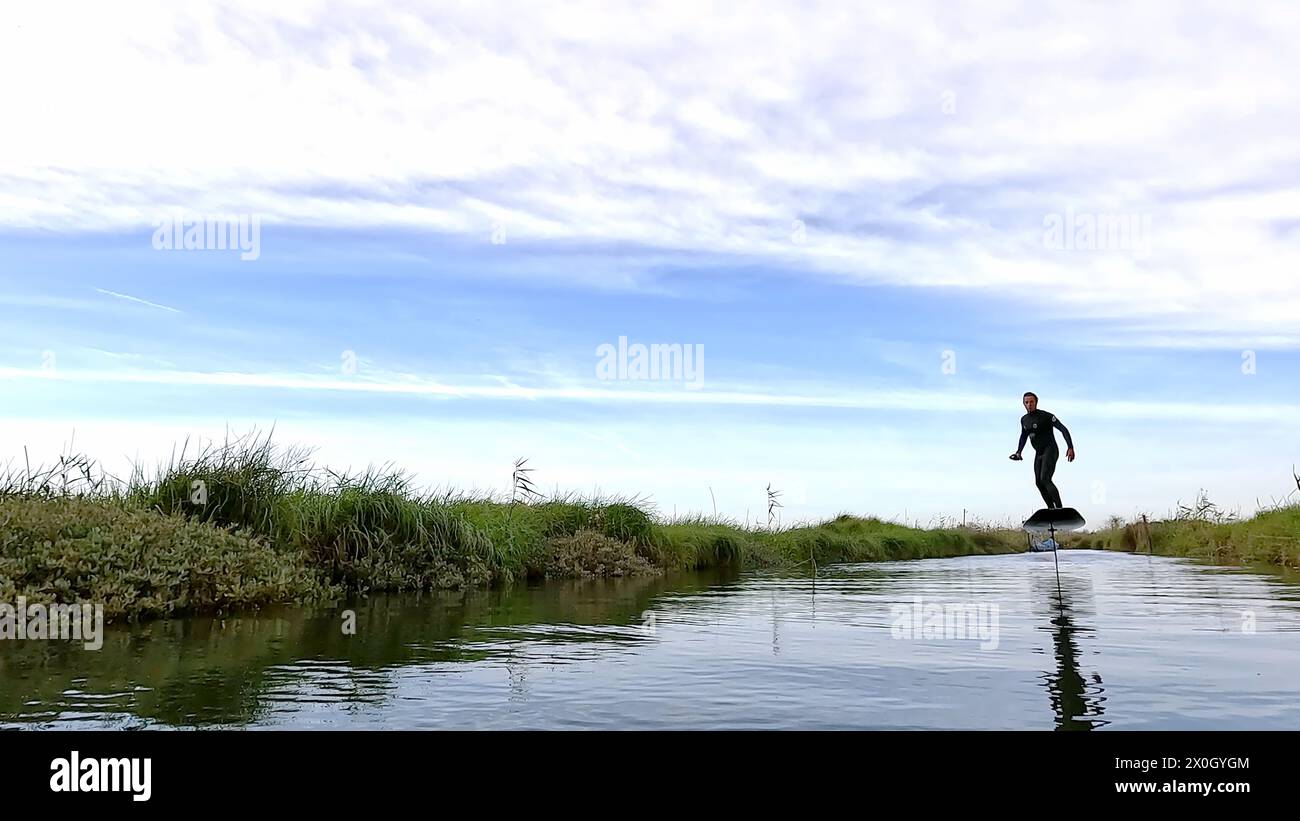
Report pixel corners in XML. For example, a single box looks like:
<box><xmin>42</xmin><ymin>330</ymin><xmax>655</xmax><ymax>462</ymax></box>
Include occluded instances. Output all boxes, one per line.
<box><xmin>1009</xmin><ymin>392</ymin><xmax>1075</xmax><ymax>509</ymax></box>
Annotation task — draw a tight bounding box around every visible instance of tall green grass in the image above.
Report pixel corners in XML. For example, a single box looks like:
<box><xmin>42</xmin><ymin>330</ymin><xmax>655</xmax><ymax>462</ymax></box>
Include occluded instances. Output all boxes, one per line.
<box><xmin>5</xmin><ymin>432</ymin><xmax>1296</xmax><ymax>619</ymax></box>
<box><xmin>3</xmin><ymin>433</ymin><xmax>692</xmax><ymax>618</ymax></box>
<box><xmin>1090</xmin><ymin>490</ymin><xmax>1300</xmax><ymax>569</ymax></box>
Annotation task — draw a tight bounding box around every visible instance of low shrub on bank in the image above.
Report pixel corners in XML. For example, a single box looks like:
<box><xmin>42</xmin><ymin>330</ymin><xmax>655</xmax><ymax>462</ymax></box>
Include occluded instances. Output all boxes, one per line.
<box><xmin>541</xmin><ymin>529</ymin><xmax>658</xmax><ymax>579</ymax></box>
<box><xmin>0</xmin><ymin>496</ymin><xmax>332</xmax><ymax>620</ymax></box>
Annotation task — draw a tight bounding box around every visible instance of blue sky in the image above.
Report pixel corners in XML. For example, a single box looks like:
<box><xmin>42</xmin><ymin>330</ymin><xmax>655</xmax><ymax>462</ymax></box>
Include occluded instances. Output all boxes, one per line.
<box><xmin>2</xmin><ymin>2</ymin><xmax>1298</xmax><ymax>525</ymax></box>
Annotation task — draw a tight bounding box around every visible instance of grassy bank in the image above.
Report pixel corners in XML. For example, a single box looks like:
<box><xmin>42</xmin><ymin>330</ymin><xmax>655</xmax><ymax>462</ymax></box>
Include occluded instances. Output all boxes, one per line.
<box><xmin>1087</xmin><ymin>501</ymin><xmax>1300</xmax><ymax>569</ymax></box>
<box><xmin>1</xmin><ymin>435</ymin><xmax>1027</xmax><ymax>620</ymax></box>
<box><xmin>4</xmin><ymin>435</ymin><xmax>1296</xmax><ymax>620</ymax></box>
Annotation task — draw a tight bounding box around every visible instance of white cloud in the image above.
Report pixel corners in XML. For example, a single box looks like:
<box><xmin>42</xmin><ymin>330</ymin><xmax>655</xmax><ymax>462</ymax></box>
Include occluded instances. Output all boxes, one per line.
<box><xmin>4</xmin><ymin>1</ymin><xmax>1300</xmax><ymax>342</ymax></box>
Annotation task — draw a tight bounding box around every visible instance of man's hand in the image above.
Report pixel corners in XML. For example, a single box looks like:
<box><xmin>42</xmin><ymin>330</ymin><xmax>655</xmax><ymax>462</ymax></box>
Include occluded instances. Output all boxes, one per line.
<box><xmin>1009</xmin><ymin>452</ymin><xmax>1023</xmax><ymax>461</ymax></box>
<box><xmin>1067</xmin><ymin>448</ymin><xmax>1075</xmax><ymax>462</ymax></box>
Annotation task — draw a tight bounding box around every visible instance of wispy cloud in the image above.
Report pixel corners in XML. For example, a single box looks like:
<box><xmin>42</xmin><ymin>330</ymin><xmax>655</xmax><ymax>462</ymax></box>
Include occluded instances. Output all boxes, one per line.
<box><xmin>94</xmin><ymin>288</ymin><xmax>182</xmax><ymax>314</ymax></box>
<box><xmin>3</xmin><ymin>2</ymin><xmax>1298</xmax><ymax>343</ymax></box>
<box><xmin>3</xmin><ymin>366</ymin><xmax>1296</xmax><ymax>424</ymax></box>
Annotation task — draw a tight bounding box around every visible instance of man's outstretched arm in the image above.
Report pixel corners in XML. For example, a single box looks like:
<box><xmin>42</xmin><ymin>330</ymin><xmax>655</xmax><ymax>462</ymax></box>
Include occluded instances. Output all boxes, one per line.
<box><xmin>1014</xmin><ymin>427</ymin><xmax>1029</xmax><ymax>455</ymax></box>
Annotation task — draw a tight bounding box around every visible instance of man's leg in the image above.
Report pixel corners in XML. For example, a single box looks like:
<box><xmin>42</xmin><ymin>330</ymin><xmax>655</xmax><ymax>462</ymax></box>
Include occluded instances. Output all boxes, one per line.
<box><xmin>1037</xmin><ymin>446</ymin><xmax>1062</xmax><ymax>508</ymax></box>
<box><xmin>1033</xmin><ymin>449</ymin><xmax>1055</xmax><ymax>507</ymax></box>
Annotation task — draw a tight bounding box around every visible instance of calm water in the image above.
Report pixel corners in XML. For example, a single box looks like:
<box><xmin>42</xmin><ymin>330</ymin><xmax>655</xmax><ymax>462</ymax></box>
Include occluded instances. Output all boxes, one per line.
<box><xmin>4</xmin><ymin>550</ymin><xmax>1300</xmax><ymax>730</ymax></box>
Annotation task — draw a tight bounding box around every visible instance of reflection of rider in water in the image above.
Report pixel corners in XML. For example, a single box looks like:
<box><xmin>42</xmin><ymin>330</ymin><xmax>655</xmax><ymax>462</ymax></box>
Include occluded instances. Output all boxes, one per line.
<box><xmin>1010</xmin><ymin>392</ymin><xmax>1075</xmax><ymax>509</ymax></box>
<box><xmin>1050</xmin><ymin>600</ymin><xmax>1092</xmax><ymax>730</ymax></box>
<box><xmin>1037</xmin><ymin>579</ymin><xmax>1106</xmax><ymax>731</ymax></box>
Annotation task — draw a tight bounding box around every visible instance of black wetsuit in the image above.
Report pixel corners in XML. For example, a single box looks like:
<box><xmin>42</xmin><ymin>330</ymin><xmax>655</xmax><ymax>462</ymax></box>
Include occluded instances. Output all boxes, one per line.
<box><xmin>1017</xmin><ymin>409</ymin><xmax>1073</xmax><ymax>509</ymax></box>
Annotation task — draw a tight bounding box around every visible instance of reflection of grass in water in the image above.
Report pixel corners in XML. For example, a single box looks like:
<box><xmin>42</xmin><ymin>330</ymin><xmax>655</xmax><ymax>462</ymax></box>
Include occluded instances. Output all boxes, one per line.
<box><xmin>0</xmin><ymin>572</ymin><xmax>687</xmax><ymax>727</ymax></box>
<box><xmin>0</xmin><ymin>610</ymin><xmax>353</xmax><ymax>726</ymax></box>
